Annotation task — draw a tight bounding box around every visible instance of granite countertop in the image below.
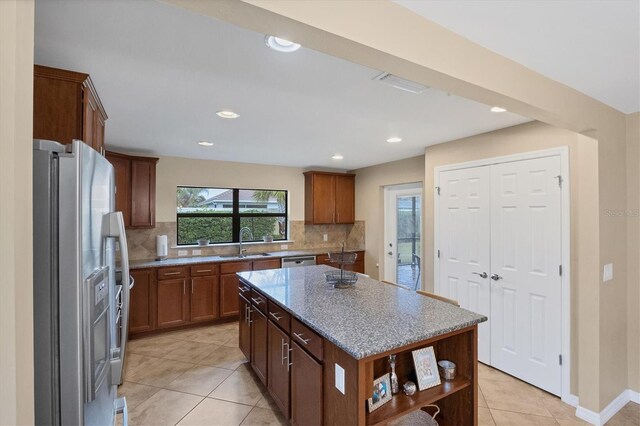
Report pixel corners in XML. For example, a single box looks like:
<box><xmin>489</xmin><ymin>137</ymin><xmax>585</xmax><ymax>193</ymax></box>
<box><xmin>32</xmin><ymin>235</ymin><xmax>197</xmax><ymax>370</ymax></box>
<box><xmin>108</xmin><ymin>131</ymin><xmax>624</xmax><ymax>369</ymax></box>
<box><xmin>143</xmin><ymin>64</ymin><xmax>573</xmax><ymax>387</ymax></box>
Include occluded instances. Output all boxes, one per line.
<box><xmin>128</xmin><ymin>247</ymin><xmax>363</xmax><ymax>270</ymax></box>
<box><xmin>237</xmin><ymin>265</ymin><xmax>487</xmax><ymax>360</ymax></box>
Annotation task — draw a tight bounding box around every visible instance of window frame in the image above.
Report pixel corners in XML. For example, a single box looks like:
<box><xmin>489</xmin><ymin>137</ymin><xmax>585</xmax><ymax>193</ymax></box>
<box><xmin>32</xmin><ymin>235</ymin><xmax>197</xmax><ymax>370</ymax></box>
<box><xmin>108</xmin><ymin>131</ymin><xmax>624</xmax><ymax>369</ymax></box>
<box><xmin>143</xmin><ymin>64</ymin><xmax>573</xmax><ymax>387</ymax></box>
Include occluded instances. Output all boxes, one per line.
<box><xmin>176</xmin><ymin>186</ymin><xmax>288</xmax><ymax>245</ymax></box>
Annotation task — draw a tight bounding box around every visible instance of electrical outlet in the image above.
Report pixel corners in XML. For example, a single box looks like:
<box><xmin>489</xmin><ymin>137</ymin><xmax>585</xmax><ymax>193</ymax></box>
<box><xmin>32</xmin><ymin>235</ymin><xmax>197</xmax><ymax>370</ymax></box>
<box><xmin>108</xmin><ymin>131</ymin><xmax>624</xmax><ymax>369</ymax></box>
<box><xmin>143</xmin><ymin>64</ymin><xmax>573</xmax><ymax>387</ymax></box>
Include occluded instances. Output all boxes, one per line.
<box><xmin>178</xmin><ymin>250</ymin><xmax>188</xmax><ymax>257</ymax></box>
<box><xmin>323</xmin><ymin>233</ymin><xmax>328</xmax><ymax>242</ymax></box>
<box><xmin>280</xmin><ymin>244</ymin><xmax>288</xmax><ymax>250</ymax></box>
<box><xmin>335</xmin><ymin>363</ymin><xmax>345</xmax><ymax>394</ymax></box>
<box><xmin>603</xmin><ymin>263</ymin><xmax>613</xmax><ymax>282</ymax></box>
<box><xmin>115</xmin><ymin>242</ymin><xmax>120</xmax><ymax>251</ymax></box>
<box><xmin>192</xmin><ymin>249</ymin><xmax>202</xmax><ymax>256</ymax></box>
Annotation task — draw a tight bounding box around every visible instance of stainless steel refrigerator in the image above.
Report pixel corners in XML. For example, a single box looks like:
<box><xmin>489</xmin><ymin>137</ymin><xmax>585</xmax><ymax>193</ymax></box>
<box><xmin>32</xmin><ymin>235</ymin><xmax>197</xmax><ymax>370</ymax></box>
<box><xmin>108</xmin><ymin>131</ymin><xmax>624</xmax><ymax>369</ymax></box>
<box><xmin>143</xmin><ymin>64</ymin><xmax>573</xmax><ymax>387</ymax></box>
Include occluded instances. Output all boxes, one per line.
<box><xmin>33</xmin><ymin>140</ymin><xmax>131</xmax><ymax>426</ymax></box>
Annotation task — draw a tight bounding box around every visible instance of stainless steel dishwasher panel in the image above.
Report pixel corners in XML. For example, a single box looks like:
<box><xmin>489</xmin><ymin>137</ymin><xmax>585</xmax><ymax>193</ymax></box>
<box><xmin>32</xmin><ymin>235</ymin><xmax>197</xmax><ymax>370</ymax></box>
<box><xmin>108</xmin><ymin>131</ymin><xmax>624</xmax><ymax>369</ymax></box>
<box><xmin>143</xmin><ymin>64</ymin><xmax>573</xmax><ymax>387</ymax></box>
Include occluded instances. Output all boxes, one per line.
<box><xmin>281</xmin><ymin>256</ymin><xmax>317</xmax><ymax>268</ymax></box>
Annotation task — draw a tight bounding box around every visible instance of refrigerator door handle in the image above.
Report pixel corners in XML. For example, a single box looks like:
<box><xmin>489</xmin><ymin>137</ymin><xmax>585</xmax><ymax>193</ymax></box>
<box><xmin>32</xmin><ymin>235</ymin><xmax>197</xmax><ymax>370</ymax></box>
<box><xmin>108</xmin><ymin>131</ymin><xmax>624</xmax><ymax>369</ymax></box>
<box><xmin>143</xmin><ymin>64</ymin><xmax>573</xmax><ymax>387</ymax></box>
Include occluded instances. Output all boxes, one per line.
<box><xmin>108</xmin><ymin>212</ymin><xmax>130</xmax><ymax>385</ymax></box>
<box><xmin>115</xmin><ymin>396</ymin><xmax>128</xmax><ymax>426</ymax></box>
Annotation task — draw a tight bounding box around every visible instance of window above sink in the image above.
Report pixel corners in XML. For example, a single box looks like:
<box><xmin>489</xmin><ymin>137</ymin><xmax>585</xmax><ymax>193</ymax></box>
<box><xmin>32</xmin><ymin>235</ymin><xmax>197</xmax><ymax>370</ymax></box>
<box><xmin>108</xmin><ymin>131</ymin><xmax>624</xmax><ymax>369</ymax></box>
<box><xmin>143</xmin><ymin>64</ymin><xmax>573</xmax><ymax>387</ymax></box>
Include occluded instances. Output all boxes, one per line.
<box><xmin>176</xmin><ymin>186</ymin><xmax>288</xmax><ymax>245</ymax></box>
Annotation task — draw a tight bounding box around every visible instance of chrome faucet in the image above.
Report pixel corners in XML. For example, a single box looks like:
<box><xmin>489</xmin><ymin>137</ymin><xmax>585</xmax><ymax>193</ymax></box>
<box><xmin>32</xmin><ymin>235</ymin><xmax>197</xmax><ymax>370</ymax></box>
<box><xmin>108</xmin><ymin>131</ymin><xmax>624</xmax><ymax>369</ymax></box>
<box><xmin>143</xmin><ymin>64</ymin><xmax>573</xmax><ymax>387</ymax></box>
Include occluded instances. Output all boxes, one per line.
<box><xmin>239</xmin><ymin>227</ymin><xmax>253</xmax><ymax>257</ymax></box>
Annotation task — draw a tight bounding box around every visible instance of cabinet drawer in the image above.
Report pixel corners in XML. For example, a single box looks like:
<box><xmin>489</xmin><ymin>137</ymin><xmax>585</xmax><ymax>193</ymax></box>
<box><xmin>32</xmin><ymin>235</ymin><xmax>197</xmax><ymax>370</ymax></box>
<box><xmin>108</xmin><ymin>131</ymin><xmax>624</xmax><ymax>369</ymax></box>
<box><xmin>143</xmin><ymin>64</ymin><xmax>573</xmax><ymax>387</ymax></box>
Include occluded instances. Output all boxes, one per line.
<box><xmin>250</xmin><ymin>291</ymin><xmax>268</xmax><ymax>315</ymax></box>
<box><xmin>267</xmin><ymin>300</ymin><xmax>291</xmax><ymax>333</ymax></box>
<box><xmin>253</xmin><ymin>258</ymin><xmax>281</xmax><ymax>271</ymax></box>
<box><xmin>291</xmin><ymin>318</ymin><xmax>323</xmax><ymax>361</ymax></box>
<box><xmin>190</xmin><ymin>264</ymin><xmax>219</xmax><ymax>277</ymax></box>
<box><xmin>220</xmin><ymin>260</ymin><xmax>252</xmax><ymax>274</ymax></box>
<box><xmin>238</xmin><ymin>281</ymin><xmax>252</xmax><ymax>299</ymax></box>
<box><xmin>157</xmin><ymin>266</ymin><xmax>188</xmax><ymax>280</ymax></box>
<box><xmin>316</xmin><ymin>254</ymin><xmax>331</xmax><ymax>265</ymax></box>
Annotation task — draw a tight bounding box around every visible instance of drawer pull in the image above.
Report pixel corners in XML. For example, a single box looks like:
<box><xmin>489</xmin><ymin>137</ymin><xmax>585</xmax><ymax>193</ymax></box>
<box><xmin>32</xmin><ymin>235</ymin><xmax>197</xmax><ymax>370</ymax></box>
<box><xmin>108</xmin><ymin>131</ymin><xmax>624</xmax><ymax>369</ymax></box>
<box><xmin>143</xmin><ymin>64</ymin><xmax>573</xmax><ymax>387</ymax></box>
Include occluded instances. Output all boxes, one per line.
<box><xmin>196</xmin><ymin>269</ymin><xmax>212</xmax><ymax>273</ymax></box>
<box><xmin>163</xmin><ymin>271</ymin><xmax>181</xmax><ymax>276</ymax></box>
<box><xmin>251</xmin><ymin>297</ymin><xmax>264</xmax><ymax>305</ymax></box>
<box><xmin>239</xmin><ymin>286</ymin><xmax>250</xmax><ymax>293</ymax></box>
<box><xmin>269</xmin><ymin>311</ymin><xmax>282</xmax><ymax>321</ymax></box>
<box><xmin>293</xmin><ymin>332</ymin><xmax>310</xmax><ymax>345</ymax></box>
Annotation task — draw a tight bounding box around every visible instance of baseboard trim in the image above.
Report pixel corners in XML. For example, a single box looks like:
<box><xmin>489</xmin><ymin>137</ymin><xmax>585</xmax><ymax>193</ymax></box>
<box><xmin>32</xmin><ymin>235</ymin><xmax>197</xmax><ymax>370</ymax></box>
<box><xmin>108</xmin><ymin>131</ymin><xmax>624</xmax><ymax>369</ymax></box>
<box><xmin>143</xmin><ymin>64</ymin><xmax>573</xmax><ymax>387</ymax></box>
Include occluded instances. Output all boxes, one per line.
<box><xmin>575</xmin><ymin>389</ymin><xmax>637</xmax><ymax>426</ymax></box>
<box><xmin>563</xmin><ymin>394</ymin><xmax>580</xmax><ymax>407</ymax></box>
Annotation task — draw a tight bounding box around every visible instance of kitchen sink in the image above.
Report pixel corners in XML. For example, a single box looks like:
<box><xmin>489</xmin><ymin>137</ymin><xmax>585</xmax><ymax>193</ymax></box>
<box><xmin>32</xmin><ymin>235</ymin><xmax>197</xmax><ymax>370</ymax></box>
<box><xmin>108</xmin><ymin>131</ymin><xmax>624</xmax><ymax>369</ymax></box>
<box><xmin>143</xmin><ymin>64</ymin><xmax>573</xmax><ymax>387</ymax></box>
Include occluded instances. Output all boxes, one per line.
<box><xmin>219</xmin><ymin>252</ymin><xmax>272</xmax><ymax>259</ymax></box>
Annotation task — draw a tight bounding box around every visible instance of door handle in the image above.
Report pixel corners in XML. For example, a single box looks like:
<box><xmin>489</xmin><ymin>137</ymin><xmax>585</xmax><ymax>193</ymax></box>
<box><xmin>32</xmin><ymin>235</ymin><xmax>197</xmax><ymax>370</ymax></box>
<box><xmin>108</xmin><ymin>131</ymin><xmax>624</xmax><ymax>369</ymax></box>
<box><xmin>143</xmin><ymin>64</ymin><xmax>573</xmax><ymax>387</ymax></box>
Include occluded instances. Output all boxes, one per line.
<box><xmin>387</xmin><ymin>251</ymin><xmax>393</xmax><ymax>256</ymax></box>
<box><xmin>491</xmin><ymin>274</ymin><xmax>503</xmax><ymax>281</ymax></box>
<box><xmin>472</xmin><ymin>272</ymin><xmax>488</xmax><ymax>279</ymax></box>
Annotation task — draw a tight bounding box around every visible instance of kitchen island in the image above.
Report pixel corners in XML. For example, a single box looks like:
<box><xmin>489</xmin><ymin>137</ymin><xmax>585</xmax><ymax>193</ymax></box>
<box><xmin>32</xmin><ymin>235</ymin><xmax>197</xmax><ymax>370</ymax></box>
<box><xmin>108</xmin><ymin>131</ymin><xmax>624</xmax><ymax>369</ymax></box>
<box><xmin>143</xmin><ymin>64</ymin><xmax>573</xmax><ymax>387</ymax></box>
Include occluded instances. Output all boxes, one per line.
<box><xmin>237</xmin><ymin>265</ymin><xmax>487</xmax><ymax>426</ymax></box>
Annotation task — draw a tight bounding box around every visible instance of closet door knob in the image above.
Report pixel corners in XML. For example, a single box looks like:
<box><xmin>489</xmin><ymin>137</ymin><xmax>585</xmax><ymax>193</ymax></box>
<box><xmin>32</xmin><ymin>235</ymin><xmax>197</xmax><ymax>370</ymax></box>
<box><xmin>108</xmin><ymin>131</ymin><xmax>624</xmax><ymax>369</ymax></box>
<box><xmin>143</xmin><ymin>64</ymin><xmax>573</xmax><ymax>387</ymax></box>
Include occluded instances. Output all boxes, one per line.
<box><xmin>472</xmin><ymin>272</ymin><xmax>488</xmax><ymax>279</ymax></box>
<box><xmin>491</xmin><ymin>274</ymin><xmax>503</xmax><ymax>281</ymax></box>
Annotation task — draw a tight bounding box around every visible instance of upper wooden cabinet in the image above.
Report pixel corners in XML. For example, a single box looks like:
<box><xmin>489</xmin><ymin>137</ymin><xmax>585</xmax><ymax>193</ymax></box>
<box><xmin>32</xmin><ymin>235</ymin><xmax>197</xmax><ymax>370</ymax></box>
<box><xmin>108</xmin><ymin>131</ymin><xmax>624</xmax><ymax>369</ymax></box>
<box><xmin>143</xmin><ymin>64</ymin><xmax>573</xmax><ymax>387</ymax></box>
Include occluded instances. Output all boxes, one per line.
<box><xmin>304</xmin><ymin>171</ymin><xmax>356</xmax><ymax>225</ymax></box>
<box><xmin>106</xmin><ymin>151</ymin><xmax>158</xmax><ymax>229</ymax></box>
<box><xmin>33</xmin><ymin>65</ymin><xmax>108</xmax><ymax>155</ymax></box>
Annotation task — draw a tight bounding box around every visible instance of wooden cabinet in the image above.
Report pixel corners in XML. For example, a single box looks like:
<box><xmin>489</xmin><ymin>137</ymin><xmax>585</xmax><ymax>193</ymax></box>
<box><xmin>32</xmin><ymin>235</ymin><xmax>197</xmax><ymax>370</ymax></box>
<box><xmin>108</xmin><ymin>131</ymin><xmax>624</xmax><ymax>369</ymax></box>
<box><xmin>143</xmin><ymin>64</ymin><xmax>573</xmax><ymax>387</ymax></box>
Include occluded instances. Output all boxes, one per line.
<box><xmin>304</xmin><ymin>171</ymin><xmax>356</xmax><ymax>225</ymax></box>
<box><xmin>253</xmin><ymin>258</ymin><xmax>282</xmax><ymax>271</ymax></box>
<box><xmin>220</xmin><ymin>261</ymin><xmax>253</xmax><ymax>317</ymax></box>
<box><xmin>190</xmin><ymin>276</ymin><xmax>219</xmax><ymax>322</ymax></box>
<box><xmin>156</xmin><ymin>278</ymin><xmax>189</xmax><ymax>329</ymax></box>
<box><xmin>251</xmin><ymin>308</ymin><xmax>268</xmax><ymax>386</ymax></box>
<box><xmin>129</xmin><ymin>269</ymin><xmax>156</xmax><ymax>333</ymax></box>
<box><xmin>105</xmin><ymin>151</ymin><xmax>158</xmax><ymax>229</ymax></box>
<box><xmin>34</xmin><ymin>65</ymin><xmax>107</xmax><ymax>154</ymax></box>
<box><xmin>291</xmin><ymin>342</ymin><xmax>323</xmax><ymax>426</ymax></box>
<box><xmin>268</xmin><ymin>321</ymin><xmax>290</xmax><ymax>417</ymax></box>
<box><xmin>239</xmin><ymin>295</ymin><xmax>252</xmax><ymax>361</ymax></box>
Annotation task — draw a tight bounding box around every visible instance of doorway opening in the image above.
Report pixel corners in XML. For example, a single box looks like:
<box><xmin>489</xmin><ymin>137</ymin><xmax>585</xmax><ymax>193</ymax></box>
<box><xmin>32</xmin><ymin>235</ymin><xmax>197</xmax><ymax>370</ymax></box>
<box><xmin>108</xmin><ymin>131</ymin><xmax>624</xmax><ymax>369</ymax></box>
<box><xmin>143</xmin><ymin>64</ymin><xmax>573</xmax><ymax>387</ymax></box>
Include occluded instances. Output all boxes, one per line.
<box><xmin>383</xmin><ymin>182</ymin><xmax>423</xmax><ymax>290</ymax></box>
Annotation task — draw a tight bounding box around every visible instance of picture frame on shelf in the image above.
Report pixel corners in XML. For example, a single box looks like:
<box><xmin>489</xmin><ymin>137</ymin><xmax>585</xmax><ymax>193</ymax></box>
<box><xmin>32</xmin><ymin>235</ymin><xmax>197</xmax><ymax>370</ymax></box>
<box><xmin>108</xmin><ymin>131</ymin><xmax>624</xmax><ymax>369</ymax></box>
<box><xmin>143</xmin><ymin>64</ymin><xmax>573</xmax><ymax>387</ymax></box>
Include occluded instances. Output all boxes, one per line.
<box><xmin>412</xmin><ymin>346</ymin><xmax>441</xmax><ymax>391</ymax></box>
<box><xmin>367</xmin><ymin>373</ymin><xmax>393</xmax><ymax>412</ymax></box>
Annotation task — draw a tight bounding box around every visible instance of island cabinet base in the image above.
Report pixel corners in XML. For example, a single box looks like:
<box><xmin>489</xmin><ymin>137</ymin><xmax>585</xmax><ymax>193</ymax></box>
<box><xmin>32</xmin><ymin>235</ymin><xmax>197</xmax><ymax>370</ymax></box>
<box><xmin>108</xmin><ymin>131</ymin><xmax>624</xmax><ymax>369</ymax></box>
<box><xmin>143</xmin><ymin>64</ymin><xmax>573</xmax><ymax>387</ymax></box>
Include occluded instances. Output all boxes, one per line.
<box><xmin>323</xmin><ymin>326</ymin><xmax>478</xmax><ymax>426</ymax></box>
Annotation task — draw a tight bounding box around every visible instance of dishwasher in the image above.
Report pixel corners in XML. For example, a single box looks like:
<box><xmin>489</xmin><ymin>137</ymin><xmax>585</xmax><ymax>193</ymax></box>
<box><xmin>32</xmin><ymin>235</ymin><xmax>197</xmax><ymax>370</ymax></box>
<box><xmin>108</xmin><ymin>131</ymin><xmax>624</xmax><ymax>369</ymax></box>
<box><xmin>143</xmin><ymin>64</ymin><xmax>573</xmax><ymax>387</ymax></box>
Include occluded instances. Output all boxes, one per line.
<box><xmin>281</xmin><ymin>255</ymin><xmax>317</xmax><ymax>268</ymax></box>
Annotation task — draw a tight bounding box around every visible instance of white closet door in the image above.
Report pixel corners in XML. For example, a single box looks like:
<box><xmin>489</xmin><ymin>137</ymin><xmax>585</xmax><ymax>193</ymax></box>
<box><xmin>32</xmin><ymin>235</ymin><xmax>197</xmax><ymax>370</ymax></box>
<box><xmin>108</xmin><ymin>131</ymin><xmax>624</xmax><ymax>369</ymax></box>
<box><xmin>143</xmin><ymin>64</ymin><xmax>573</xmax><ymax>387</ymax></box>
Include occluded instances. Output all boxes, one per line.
<box><xmin>490</xmin><ymin>156</ymin><xmax>562</xmax><ymax>395</ymax></box>
<box><xmin>439</xmin><ymin>166</ymin><xmax>492</xmax><ymax>363</ymax></box>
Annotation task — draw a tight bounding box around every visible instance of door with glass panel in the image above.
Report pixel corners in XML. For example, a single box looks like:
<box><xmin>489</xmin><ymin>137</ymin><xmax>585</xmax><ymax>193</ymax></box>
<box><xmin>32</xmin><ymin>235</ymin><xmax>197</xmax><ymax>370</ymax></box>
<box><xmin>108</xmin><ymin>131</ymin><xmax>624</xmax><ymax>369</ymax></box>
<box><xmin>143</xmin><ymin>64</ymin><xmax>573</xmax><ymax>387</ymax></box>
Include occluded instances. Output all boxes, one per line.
<box><xmin>384</xmin><ymin>183</ymin><xmax>423</xmax><ymax>289</ymax></box>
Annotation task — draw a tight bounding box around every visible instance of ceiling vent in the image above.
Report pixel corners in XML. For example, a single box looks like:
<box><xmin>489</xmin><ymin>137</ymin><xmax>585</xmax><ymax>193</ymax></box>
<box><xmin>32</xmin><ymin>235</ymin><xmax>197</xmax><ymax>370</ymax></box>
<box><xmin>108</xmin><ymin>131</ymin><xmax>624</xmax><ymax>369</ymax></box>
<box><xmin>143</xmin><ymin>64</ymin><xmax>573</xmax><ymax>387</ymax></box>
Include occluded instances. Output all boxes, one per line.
<box><xmin>373</xmin><ymin>72</ymin><xmax>429</xmax><ymax>94</ymax></box>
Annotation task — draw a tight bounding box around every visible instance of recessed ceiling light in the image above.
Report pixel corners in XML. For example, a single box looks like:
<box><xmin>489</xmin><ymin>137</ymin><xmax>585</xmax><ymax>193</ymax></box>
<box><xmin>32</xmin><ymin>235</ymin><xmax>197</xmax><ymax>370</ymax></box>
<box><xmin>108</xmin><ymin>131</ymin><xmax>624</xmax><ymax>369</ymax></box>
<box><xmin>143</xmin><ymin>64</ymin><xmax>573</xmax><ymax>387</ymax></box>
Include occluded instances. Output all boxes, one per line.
<box><xmin>198</xmin><ymin>141</ymin><xmax>214</xmax><ymax>147</ymax></box>
<box><xmin>386</xmin><ymin>137</ymin><xmax>402</xmax><ymax>143</ymax></box>
<box><xmin>490</xmin><ymin>106</ymin><xmax>507</xmax><ymax>113</ymax></box>
<box><xmin>216</xmin><ymin>110</ymin><xmax>239</xmax><ymax>119</ymax></box>
<box><xmin>264</xmin><ymin>35</ymin><xmax>301</xmax><ymax>53</ymax></box>
<box><xmin>332</xmin><ymin>154</ymin><xmax>344</xmax><ymax>160</ymax></box>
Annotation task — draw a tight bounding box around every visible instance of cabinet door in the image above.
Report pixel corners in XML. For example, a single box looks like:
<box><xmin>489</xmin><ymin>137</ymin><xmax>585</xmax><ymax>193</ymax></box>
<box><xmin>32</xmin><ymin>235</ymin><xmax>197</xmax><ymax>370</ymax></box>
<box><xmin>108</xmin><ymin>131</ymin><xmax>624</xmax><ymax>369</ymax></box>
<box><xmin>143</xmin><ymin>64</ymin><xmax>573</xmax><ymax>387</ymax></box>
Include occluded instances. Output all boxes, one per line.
<box><xmin>106</xmin><ymin>153</ymin><xmax>131</xmax><ymax>228</ymax></box>
<box><xmin>268</xmin><ymin>321</ymin><xmax>290</xmax><ymax>417</ymax></box>
<box><xmin>252</xmin><ymin>258</ymin><xmax>281</xmax><ymax>271</ymax></box>
<box><xmin>291</xmin><ymin>343</ymin><xmax>323</xmax><ymax>426</ymax></box>
<box><xmin>334</xmin><ymin>174</ymin><xmax>355</xmax><ymax>224</ymax></box>
<box><xmin>129</xmin><ymin>269</ymin><xmax>156</xmax><ymax>333</ymax></box>
<box><xmin>251</xmin><ymin>308</ymin><xmax>268</xmax><ymax>386</ymax></box>
<box><xmin>312</xmin><ymin>174</ymin><xmax>335</xmax><ymax>224</ymax></box>
<box><xmin>239</xmin><ymin>295</ymin><xmax>251</xmax><ymax>361</ymax></box>
<box><xmin>190</xmin><ymin>276</ymin><xmax>219</xmax><ymax>322</ymax></box>
<box><xmin>94</xmin><ymin>111</ymin><xmax>106</xmax><ymax>155</ymax></box>
<box><xmin>157</xmin><ymin>278</ymin><xmax>189</xmax><ymax>328</ymax></box>
<box><xmin>82</xmin><ymin>87</ymin><xmax>97</xmax><ymax>149</ymax></box>
<box><xmin>220</xmin><ymin>274</ymin><xmax>241</xmax><ymax>317</ymax></box>
<box><xmin>130</xmin><ymin>159</ymin><xmax>156</xmax><ymax>228</ymax></box>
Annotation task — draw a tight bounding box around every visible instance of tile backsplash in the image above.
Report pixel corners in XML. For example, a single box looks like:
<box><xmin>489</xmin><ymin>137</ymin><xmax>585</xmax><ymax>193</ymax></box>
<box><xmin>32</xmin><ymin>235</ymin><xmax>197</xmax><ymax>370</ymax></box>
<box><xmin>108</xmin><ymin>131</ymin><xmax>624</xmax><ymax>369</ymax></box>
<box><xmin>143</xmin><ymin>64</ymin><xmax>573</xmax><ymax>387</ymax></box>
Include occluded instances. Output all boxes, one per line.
<box><xmin>125</xmin><ymin>220</ymin><xmax>365</xmax><ymax>260</ymax></box>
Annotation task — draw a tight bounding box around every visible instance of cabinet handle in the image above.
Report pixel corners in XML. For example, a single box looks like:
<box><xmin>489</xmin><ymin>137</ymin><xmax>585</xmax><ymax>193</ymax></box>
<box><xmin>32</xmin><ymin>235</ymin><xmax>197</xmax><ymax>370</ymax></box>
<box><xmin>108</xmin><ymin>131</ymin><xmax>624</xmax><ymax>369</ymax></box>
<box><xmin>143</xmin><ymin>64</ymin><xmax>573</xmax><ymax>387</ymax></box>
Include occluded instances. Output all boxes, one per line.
<box><xmin>196</xmin><ymin>269</ymin><xmax>211</xmax><ymax>273</ymax></box>
<box><xmin>251</xmin><ymin>297</ymin><xmax>263</xmax><ymax>305</ymax></box>
<box><xmin>293</xmin><ymin>332</ymin><xmax>310</xmax><ymax>345</ymax></box>
<box><xmin>287</xmin><ymin>344</ymin><xmax>293</xmax><ymax>371</ymax></box>
<box><xmin>163</xmin><ymin>271</ymin><xmax>181</xmax><ymax>276</ymax></box>
<box><xmin>247</xmin><ymin>307</ymin><xmax>253</xmax><ymax>324</ymax></box>
<box><xmin>269</xmin><ymin>311</ymin><xmax>282</xmax><ymax>321</ymax></box>
<box><xmin>239</xmin><ymin>286</ymin><xmax>249</xmax><ymax>293</ymax></box>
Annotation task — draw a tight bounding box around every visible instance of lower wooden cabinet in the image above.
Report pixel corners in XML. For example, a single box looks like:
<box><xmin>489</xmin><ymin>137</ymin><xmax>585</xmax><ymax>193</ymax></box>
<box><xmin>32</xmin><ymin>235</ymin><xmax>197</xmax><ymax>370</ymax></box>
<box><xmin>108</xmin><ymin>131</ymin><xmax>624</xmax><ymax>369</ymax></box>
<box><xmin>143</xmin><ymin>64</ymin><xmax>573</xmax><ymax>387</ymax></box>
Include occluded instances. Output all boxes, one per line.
<box><xmin>267</xmin><ymin>321</ymin><xmax>290</xmax><ymax>417</ymax></box>
<box><xmin>157</xmin><ymin>278</ymin><xmax>189</xmax><ymax>328</ymax></box>
<box><xmin>291</xmin><ymin>342</ymin><xmax>323</xmax><ymax>426</ymax></box>
<box><xmin>251</xmin><ymin>308</ymin><xmax>268</xmax><ymax>386</ymax></box>
<box><xmin>239</xmin><ymin>295</ymin><xmax>251</xmax><ymax>361</ymax></box>
<box><xmin>220</xmin><ymin>274</ymin><xmax>242</xmax><ymax>317</ymax></box>
<box><xmin>190</xmin><ymin>276</ymin><xmax>219</xmax><ymax>322</ymax></box>
<box><xmin>129</xmin><ymin>269</ymin><xmax>156</xmax><ymax>333</ymax></box>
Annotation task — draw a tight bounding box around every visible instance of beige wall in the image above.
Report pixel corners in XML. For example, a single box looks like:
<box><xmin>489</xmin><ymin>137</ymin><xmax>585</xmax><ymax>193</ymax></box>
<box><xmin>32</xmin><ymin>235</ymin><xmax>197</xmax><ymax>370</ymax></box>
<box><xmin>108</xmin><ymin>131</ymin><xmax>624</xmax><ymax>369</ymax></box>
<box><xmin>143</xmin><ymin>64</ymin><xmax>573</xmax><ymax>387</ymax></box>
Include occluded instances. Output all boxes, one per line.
<box><xmin>627</xmin><ymin>112</ymin><xmax>640</xmax><ymax>393</ymax></box>
<box><xmin>0</xmin><ymin>0</ymin><xmax>35</xmax><ymax>424</ymax></box>
<box><xmin>351</xmin><ymin>156</ymin><xmax>425</xmax><ymax>279</ymax></box>
<box><xmin>424</xmin><ymin>121</ymin><xmax>599</xmax><ymax>396</ymax></box>
<box><xmin>154</xmin><ymin>155</ymin><xmax>308</xmax><ymax>222</ymax></box>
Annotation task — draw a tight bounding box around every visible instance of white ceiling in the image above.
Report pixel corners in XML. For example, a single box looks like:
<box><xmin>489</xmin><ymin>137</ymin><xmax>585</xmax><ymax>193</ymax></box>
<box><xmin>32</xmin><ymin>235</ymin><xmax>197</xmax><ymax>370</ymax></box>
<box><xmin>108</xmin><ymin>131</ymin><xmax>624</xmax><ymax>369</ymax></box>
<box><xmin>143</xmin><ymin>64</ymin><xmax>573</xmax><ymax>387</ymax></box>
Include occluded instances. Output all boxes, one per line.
<box><xmin>34</xmin><ymin>0</ymin><xmax>530</xmax><ymax>170</ymax></box>
<box><xmin>396</xmin><ymin>0</ymin><xmax>640</xmax><ymax>114</ymax></box>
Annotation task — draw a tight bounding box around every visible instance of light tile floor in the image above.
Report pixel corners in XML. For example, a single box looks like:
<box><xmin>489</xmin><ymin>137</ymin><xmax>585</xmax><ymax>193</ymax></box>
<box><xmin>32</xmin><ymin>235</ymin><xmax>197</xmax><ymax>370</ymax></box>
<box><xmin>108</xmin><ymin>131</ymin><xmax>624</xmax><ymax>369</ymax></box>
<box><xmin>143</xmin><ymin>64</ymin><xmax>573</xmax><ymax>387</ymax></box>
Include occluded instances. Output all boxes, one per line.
<box><xmin>119</xmin><ymin>322</ymin><xmax>639</xmax><ymax>426</ymax></box>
